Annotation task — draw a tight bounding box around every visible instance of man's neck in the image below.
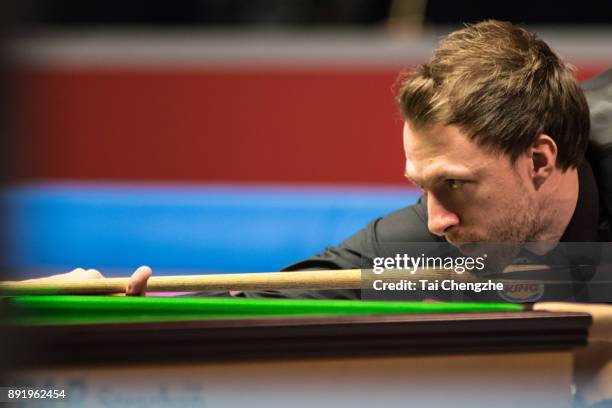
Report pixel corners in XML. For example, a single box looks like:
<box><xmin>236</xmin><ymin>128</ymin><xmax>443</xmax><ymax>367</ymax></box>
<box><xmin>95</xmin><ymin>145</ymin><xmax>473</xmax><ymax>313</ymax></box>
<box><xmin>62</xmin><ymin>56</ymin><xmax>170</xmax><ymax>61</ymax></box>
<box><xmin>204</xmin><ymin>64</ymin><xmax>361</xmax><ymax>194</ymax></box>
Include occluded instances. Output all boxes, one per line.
<box><xmin>534</xmin><ymin>167</ymin><xmax>580</xmax><ymax>243</ymax></box>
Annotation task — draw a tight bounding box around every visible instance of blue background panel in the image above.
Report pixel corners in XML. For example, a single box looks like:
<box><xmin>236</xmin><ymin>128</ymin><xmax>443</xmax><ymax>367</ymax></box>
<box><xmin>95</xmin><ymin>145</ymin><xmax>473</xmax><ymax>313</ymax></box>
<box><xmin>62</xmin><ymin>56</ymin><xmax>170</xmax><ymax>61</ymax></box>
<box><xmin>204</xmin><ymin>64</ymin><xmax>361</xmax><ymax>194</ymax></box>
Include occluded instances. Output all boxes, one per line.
<box><xmin>1</xmin><ymin>183</ymin><xmax>420</xmax><ymax>279</ymax></box>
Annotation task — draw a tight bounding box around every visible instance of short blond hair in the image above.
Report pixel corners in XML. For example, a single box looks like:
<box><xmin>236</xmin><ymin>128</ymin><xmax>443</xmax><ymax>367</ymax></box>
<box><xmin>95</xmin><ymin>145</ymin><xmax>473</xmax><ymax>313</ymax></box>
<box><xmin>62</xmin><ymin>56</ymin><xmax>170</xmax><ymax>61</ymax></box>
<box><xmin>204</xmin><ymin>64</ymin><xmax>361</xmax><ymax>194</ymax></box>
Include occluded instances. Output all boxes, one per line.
<box><xmin>397</xmin><ymin>20</ymin><xmax>590</xmax><ymax>170</ymax></box>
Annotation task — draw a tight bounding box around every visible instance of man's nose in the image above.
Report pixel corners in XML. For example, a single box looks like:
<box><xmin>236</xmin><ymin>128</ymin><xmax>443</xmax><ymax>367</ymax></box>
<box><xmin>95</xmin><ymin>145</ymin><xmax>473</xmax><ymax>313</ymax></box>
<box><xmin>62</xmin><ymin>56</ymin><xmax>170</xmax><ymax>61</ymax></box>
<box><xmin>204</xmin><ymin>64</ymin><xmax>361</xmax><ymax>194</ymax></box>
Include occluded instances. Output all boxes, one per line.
<box><xmin>427</xmin><ymin>193</ymin><xmax>460</xmax><ymax>236</ymax></box>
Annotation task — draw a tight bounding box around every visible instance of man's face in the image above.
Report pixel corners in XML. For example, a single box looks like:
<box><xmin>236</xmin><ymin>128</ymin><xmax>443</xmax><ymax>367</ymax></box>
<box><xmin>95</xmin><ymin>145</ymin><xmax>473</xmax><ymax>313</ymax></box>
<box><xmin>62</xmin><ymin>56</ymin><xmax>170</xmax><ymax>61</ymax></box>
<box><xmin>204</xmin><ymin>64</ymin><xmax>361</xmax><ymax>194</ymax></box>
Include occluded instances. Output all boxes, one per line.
<box><xmin>403</xmin><ymin>122</ymin><xmax>543</xmax><ymax>247</ymax></box>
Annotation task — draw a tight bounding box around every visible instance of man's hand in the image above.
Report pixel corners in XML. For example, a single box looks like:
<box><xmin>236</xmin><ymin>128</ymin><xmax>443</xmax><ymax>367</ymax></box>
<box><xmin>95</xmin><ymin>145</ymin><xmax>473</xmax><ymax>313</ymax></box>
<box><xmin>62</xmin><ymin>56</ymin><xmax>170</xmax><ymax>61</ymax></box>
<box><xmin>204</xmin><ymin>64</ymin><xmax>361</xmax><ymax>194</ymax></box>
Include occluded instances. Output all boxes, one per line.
<box><xmin>23</xmin><ymin>265</ymin><xmax>152</xmax><ymax>296</ymax></box>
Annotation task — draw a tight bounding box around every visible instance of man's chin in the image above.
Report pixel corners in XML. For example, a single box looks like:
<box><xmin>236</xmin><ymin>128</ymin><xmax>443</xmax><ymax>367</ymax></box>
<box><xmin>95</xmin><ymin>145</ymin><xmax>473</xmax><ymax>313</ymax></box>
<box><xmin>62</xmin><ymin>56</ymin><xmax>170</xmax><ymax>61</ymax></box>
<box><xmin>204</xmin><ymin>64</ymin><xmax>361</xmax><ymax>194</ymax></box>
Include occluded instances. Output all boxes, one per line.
<box><xmin>446</xmin><ymin>237</ymin><xmax>496</xmax><ymax>256</ymax></box>
<box><xmin>445</xmin><ymin>234</ymin><xmax>487</xmax><ymax>249</ymax></box>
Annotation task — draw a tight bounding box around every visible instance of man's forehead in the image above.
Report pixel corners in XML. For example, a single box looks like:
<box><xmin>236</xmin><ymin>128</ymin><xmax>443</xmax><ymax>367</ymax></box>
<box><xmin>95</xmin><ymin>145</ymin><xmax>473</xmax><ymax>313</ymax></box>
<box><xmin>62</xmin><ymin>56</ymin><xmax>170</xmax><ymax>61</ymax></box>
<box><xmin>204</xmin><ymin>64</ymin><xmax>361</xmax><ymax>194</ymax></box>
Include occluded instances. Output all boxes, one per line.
<box><xmin>403</xmin><ymin>122</ymin><xmax>471</xmax><ymax>154</ymax></box>
<box><xmin>402</xmin><ymin>122</ymin><xmax>493</xmax><ymax>182</ymax></box>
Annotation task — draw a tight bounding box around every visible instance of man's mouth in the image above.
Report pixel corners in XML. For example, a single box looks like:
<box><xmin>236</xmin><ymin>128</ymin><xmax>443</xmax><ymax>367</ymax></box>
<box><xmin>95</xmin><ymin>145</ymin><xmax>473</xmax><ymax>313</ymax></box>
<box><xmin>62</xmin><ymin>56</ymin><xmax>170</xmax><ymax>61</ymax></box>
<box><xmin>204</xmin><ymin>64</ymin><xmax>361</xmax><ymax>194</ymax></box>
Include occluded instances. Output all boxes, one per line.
<box><xmin>454</xmin><ymin>242</ymin><xmax>481</xmax><ymax>255</ymax></box>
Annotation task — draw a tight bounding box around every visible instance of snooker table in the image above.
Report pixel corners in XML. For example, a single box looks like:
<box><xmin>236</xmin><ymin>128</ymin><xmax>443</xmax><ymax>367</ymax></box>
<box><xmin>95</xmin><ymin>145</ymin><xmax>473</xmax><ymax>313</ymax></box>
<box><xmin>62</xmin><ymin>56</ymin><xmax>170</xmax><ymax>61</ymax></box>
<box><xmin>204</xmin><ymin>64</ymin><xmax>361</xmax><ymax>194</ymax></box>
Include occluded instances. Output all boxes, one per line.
<box><xmin>1</xmin><ymin>295</ymin><xmax>591</xmax><ymax>408</ymax></box>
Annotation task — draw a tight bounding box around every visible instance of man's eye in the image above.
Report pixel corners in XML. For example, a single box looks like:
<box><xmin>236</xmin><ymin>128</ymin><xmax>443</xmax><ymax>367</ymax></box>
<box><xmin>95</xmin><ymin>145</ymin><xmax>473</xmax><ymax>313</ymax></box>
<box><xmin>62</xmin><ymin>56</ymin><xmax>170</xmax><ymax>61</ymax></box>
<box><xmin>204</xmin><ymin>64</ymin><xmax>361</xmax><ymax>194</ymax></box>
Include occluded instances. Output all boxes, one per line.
<box><xmin>446</xmin><ymin>179</ymin><xmax>465</xmax><ymax>190</ymax></box>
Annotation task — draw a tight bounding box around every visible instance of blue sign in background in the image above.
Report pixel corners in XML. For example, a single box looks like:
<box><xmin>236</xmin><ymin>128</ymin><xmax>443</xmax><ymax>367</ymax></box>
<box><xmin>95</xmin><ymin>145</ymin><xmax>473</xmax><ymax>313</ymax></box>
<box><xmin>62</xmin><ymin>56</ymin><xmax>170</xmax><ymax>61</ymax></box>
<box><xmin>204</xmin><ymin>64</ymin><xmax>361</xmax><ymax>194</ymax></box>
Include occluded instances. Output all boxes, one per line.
<box><xmin>2</xmin><ymin>183</ymin><xmax>420</xmax><ymax>278</ymax></box>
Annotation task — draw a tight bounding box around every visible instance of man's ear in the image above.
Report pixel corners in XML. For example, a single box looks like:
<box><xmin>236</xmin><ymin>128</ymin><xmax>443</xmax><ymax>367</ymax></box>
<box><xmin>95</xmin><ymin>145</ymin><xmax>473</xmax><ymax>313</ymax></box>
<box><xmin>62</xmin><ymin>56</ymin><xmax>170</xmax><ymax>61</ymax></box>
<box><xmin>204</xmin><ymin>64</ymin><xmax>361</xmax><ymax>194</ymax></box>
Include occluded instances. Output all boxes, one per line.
<box><xmin>530</xmin><ymin>134</ymin><xmax>558</xmax><ymax>189</ymax></box>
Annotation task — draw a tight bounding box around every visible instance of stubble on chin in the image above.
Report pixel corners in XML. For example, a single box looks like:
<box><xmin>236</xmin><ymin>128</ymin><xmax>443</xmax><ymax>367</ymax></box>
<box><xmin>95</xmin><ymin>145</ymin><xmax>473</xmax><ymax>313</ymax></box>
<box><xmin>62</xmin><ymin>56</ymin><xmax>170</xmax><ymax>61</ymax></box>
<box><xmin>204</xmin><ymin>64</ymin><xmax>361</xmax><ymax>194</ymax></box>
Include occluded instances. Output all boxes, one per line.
<box><xmin>461</xmin><ymin>193</ymin><xmax>541</xmax><ymax>244</ymax></box>
<box><xmin>444</xmin><ymin>196</ymin><xmax>542</xmax><ymax>272</ymax></box>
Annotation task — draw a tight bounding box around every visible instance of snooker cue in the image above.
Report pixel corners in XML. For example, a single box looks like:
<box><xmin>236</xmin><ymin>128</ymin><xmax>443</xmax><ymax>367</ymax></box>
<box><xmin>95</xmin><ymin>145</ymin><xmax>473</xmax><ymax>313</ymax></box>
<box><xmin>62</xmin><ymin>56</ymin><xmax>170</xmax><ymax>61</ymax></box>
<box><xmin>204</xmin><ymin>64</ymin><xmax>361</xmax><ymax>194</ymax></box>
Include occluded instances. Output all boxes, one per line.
<box><xmin>0</xmin><ymin>265</ymin><xmax>549</xmax><ymax>296</ymax></box>
<box><xmin>0</xmin><ymin>270</ymin><xmax>362</xmax><ymax>295</ymax></box>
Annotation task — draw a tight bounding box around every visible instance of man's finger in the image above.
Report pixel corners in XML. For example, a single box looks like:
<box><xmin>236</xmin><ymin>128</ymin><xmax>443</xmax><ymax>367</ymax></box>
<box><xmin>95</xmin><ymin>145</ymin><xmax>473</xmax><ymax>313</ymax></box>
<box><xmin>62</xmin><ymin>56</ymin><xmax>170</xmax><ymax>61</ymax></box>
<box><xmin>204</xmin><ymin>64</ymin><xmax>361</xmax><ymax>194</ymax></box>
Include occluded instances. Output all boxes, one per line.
<box><xmin>126</xmin><ymin>265</ymin><xmax>152</xmax><ymax>296</ymax></box>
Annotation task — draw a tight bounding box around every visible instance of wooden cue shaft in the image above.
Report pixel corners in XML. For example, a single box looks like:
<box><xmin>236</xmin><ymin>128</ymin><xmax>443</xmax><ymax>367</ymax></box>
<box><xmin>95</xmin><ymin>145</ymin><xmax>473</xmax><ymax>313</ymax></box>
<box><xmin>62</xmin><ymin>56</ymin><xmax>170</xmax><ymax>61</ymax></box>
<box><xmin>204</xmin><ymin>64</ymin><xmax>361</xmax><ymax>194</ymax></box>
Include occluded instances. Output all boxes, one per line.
<box><xmin>0</xmin><ymin>265</ymin><xmax>550</xmax><ymax>296</ymax></box>
<box><xmin>0</xmin><ymin>269</ymin><xmax>363</xmax><ymax>295</ymax></box>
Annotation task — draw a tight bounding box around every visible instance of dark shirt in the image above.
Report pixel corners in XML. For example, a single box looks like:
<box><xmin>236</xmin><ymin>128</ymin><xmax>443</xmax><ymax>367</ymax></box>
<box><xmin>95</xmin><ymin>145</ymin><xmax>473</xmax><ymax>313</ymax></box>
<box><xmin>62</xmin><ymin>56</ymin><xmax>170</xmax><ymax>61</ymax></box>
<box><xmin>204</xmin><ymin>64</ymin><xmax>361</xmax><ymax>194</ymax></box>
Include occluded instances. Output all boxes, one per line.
<box><xmin>561</xmin><ymin>160</ymin><xmax>600</xmax><ymax>242</ymax></box>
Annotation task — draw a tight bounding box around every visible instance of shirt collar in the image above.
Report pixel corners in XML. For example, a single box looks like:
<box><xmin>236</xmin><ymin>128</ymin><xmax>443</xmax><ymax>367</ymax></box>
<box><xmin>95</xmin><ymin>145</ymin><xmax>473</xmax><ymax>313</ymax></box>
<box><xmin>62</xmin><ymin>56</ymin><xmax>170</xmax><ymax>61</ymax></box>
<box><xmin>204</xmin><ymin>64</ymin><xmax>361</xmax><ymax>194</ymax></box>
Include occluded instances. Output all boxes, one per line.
<box><xmin>560</xmin><ymin>160</ymin><xmax>600</xmax><ymax>242</ymax></box>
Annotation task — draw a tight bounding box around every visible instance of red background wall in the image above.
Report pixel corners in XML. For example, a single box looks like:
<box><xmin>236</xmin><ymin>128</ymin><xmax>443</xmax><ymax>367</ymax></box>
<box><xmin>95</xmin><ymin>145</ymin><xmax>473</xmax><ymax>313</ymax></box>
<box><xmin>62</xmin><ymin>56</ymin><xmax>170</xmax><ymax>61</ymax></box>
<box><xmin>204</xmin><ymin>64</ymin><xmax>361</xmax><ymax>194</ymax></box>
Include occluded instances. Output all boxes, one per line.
<box><xmin>8</xmin><ymin>64</ymin><xmax>608</xmax><ymax>184</ymax></box>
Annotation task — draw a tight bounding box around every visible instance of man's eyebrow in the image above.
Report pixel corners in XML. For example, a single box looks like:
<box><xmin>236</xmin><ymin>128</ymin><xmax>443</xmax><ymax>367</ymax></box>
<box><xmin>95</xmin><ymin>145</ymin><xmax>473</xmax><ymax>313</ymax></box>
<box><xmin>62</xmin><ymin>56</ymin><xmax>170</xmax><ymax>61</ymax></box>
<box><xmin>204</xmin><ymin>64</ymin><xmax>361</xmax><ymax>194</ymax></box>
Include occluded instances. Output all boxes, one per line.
<box><xmin>404</xmin><ymin>168</ymin><xmax>476</xmax><ymax>185</ymax></box>
<box><xmin>403</xmin><ymin>170</ymin><xmax>420</xmax><ymax>186</ymax></box>
<box><xmin>403</xmin><ymin>170</ymin><xmax>411</xmax><ymax>180</ymax></box>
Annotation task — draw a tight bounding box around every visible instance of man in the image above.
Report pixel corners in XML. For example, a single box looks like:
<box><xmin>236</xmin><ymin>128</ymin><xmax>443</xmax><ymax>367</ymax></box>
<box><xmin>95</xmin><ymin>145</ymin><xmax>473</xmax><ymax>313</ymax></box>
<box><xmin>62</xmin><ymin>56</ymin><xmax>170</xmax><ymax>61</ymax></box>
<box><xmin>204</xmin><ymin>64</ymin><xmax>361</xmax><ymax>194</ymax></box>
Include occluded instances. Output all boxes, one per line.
<box><xmin>31</xmin><ymin>20</ymin><xmax>612</xmax><ymax>299</ymax></box>
<box><xmin>16</xmin><ymin>21</ymin><xmax>612</xmax><ymax>406</ymax></box>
